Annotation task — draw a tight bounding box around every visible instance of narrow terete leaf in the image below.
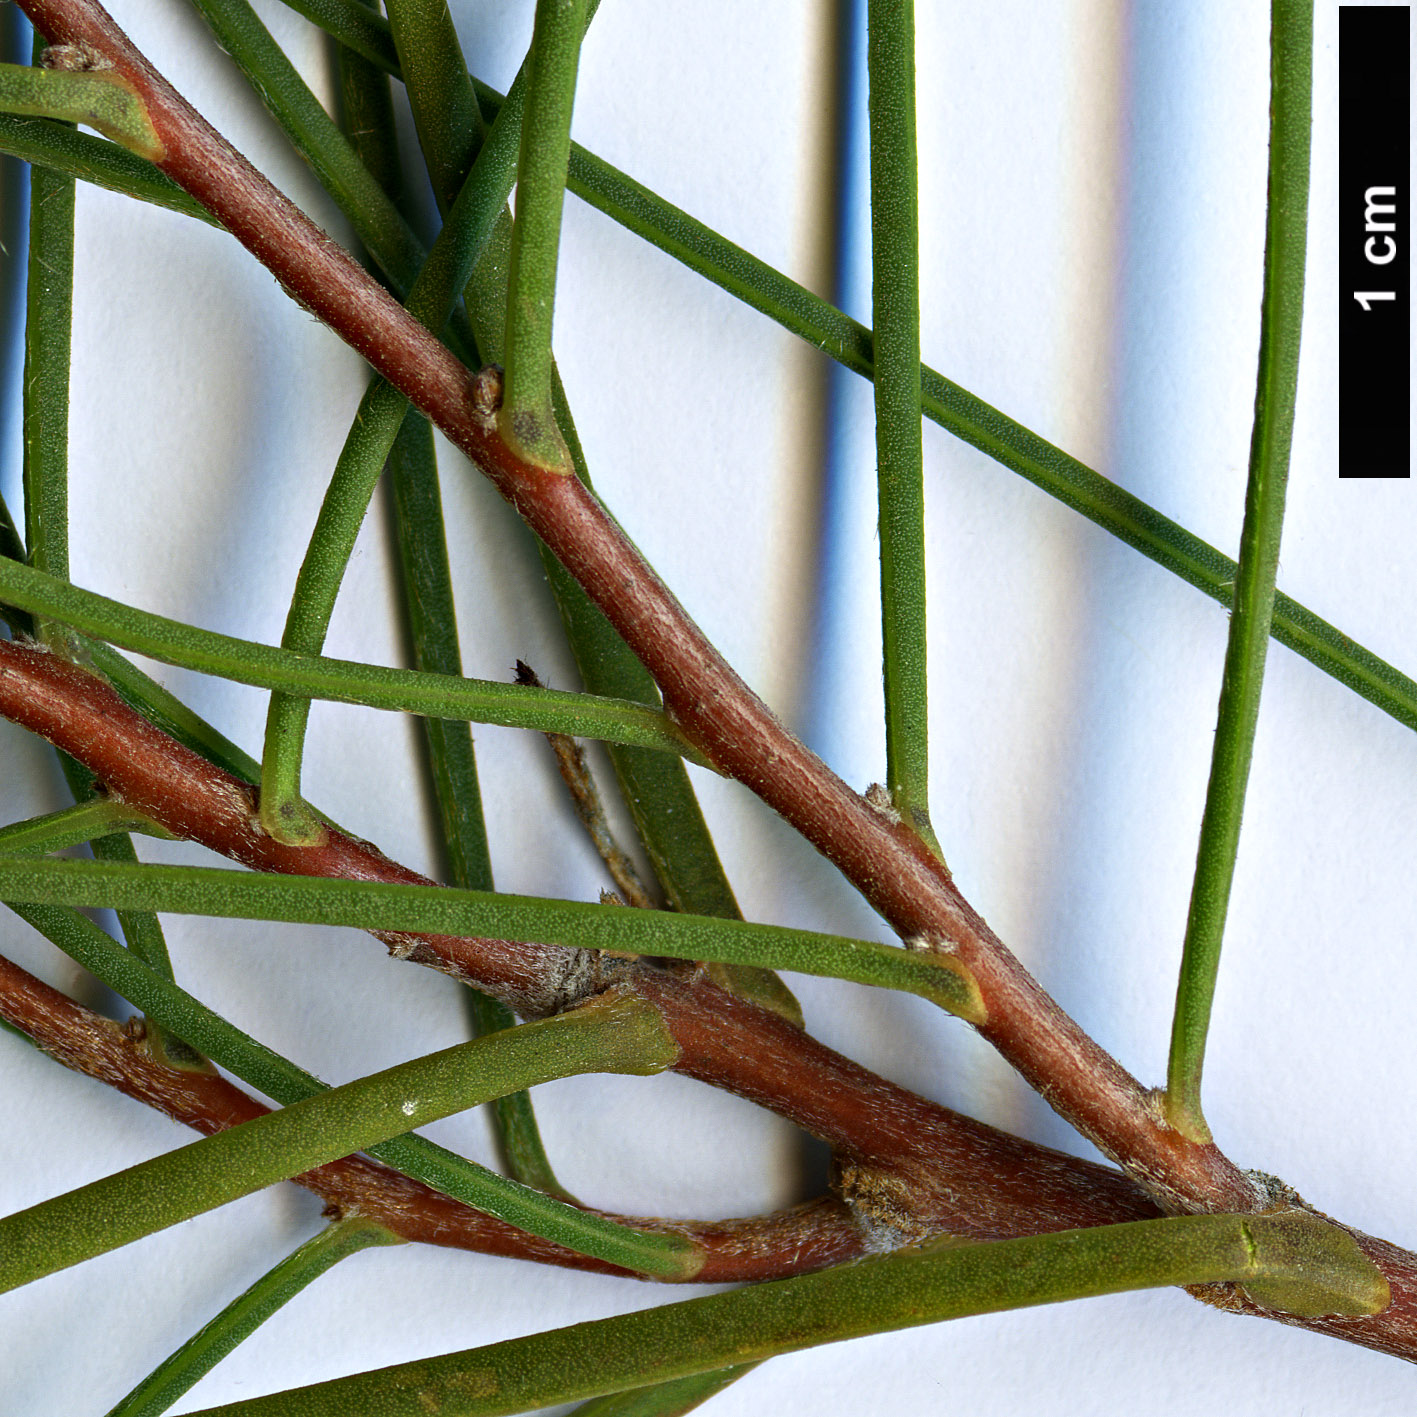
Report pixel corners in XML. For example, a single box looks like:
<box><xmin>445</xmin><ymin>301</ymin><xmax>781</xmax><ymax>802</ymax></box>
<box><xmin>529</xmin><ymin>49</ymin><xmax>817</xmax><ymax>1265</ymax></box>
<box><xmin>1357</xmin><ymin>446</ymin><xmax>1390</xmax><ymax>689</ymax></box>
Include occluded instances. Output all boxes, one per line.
<box><xmin>3</xmin><ymin>901</ymin><xmax>686</xmax><ymax>1274</ymax></box>
<box><xmin>280</xmin><ymin>0</ymin><xmax>397</xmax><ymax>74</ymax></box>
<box><xmin>867</xmin><ymin>0</ymin><xmax>936</xmax><ymax>849</ymax></box>
<box><xmin>0</xmin><ymin>113</ymin><xmax>213</xmax><ymax>220</ymax></box>
<box><xmin>339</xmin><ymin>7</ymin><xmax>566</xmax><ymax>1199</ymax></box>
<box><xmin>1</xmin><ymin>48</ymin><xmax>1409</xmax><ymax>735</ymax></box>
<box><xmin>1165</xmin><ymin>0</ymin><xmax>1313</xmax><ymax>1141</ymax></box>
<box><xmin>383</xmin><ymin>0</ymin><xmax>481</xmax><ymax>215</ymax></box>
<box><xmin>0</xmin><ymin>798</ymin><xmax>168</xmax><ymax>855</ymax></box>
<box><xmin>0</xmin><ymin>558</ymin><xmax>701</xmax><ymax>760</ymax></box>
<box><xmin>102</xmin><ymin>1219</ymin><xmax>403</xmax><ymax>1417</ymax></box>
<box><xmin>0</xmin><ymin>856</ymin><xmax>984</xmax><ymax>1020</ymax></box>
<box><xmin>458</xmin><ymin>79</ymin><xmax>1417</xmax><ymax>738</ymax></box>
<box><xmin>567</xmin><ymin>1366</ymin><xmax>758</xmax><ymax>1417</ymax></box>
<box><xmin>499</xmin><ymin>0</ymin><xmax>589</xmax><ymax>468</ymax></box>
<box><xmin>0</xmin><ymin>988</ymin><xmax>689</xmax><ymax>1291</ymax></box>
<box><xmin>171</xmin><ymin>1213</ymin><xmax>1389</xmax><ymax>1417</ymax></box>
<box><xmin>22</xmin><ymin>34</ymin><xmax>74</xmax><ymax>651</ymax></box>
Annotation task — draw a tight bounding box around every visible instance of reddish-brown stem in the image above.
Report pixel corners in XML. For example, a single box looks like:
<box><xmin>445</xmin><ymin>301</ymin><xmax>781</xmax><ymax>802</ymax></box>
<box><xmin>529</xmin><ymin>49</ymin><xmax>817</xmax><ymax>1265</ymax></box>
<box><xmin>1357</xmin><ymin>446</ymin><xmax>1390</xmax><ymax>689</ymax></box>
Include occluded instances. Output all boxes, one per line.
<box><xmin>3</xmin><ymin>638</ymin><xmax>1417</xmax><ymax>1360</ymax></box>
<box><xmin>0</xmin><ymin>947</ymin><xmax>861</xmax><ymax>1282</ymax></box>
<box><xmin>12</xmin><ymin>0</ymin><xmax>1257</xmax><ymax>1222</ymax></box>
<box><xmin>0</xmin><ymin>636</ymin><xmax>1146</xmax><ymax>1232</ymax></box>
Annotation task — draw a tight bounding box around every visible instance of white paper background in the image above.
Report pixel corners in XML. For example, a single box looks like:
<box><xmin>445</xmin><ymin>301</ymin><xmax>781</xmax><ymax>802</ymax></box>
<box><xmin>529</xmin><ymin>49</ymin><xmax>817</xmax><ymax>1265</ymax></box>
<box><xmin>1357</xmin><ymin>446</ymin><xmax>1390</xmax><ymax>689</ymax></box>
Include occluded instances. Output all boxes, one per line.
<box><xmin>0</xmin><ymin>1</ymin><xmax>1414</xmax><ymax>1412</ymax></box>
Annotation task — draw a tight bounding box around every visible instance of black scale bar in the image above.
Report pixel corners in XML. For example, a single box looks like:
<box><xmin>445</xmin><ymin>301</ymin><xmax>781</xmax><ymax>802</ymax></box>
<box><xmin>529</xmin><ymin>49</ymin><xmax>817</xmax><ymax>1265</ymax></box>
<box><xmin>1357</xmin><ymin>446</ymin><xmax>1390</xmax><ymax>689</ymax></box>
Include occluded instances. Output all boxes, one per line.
<box><xmin>1339</xmin><ymin>5</ymin><xmax>1411</xmax><ymax>477</ymax></box>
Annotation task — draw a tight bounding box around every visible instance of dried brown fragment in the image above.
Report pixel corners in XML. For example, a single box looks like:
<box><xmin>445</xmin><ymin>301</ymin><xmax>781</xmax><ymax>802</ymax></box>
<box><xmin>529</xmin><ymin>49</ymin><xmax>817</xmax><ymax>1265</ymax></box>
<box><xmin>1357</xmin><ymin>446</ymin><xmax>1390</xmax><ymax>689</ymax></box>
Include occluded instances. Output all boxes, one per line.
<box><xmin>516</xmin><ymin>661</ymin><xmax>655</xmax><ymax>909</ymax></box>
<box><xmin>40</xmin><ymin>38</ymin><xmax>110</xmax><ymax>70</ymax></box>
<box><xmin>833</xmin><ymin>1156</ymin><xmax>938</xmax><ymax>1254</ymax></box>
<box><xmin>470</xmin><ymin>364</ymin><xmax>504</xmax><ymax>418</ymax></box>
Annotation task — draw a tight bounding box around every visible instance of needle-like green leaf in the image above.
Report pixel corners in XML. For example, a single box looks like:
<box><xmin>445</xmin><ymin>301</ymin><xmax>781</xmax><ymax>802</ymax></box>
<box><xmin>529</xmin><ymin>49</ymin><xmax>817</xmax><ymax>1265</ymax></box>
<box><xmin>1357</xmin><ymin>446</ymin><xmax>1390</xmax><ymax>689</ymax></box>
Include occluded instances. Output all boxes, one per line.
<box><xmin>2</xmin><ymin>55</ymin><xmax>1409</xmax><ymax>738</ymax></box>
<box><xmin>0</xmin><ymin>794</ymin><xmax>164</xmax><ymax>856</ymax></box>
<box><xmin>382</xmin><ymin>0</ymin><xmax>481</xmax><ymax>216</ymax></box>
<box><xmin>340</xmin><ymin>0</ymin><xmax>566</xmax><ymax>1199</ymax></box>
<box><xmin>0</xmin><ymin>557</ymin><xmax>701</xmax><ymax>760</ymax></box>
<box><xmin>185</xmin><ymin>0</ymin><xmax>426</xmax><ymax>302</ymax></box>
<box><xmin>3</xmin><ymin>901</ymin><xmax>694</xmax><ymax>1277</ymax></box>
<box><xmin>172</xmin><ymin>1213</ymin><xmax>1389</xmax><ymax>1417</ymax></box>
<box><xmin>102</xmin><ymin>1219</ymin><xmax>403</xmax><ymax>1417</ymax></box>
<box><xmin>282</xmin><ymin>0</ymin><xmax>397</xmax><ymax>73</ymax></box>
<box><xmin>257</xmin><ymin>378</ymin><xmax>421</xmax><ymax>841</ymax></box>
<box><xmin>0</xmin><ymin>988</ymin><xmax>688</xmax><ymax>1292</ymax></box>
<box><xmin>463</xmin><ymin>81</ymin><xmax>1417</xmax><ymax>739</ymax></box>
<box><xmin>0</xmin><ymin>113</ymin><xmax>212</xmax><ymax>219</ymax></box>
<box><xmin>16</xmin><ymin>43</ymin><xmax>192</xmax><ymax>1072</ymax></box>
<box><xmin>22</xmin><ymin>39</ymin><xmax>73</xmax><ymax>646</ymax></box>
<box><xmin>0</xmin><ymin>856</ymin><xmax>985</xmax><ymax>1020</ymax></box>
<box><xmin>566</xmin><ymin>1367</ymin><xmax>757</xmax><ymax>1417</ymax></box>
<box><xmin>1165</xmin><ymin>0</ymin><xmax>1313</xmax><ymax>1142</ymax></box>
<box><xmin>499</xmin><ymin>0</ymin><xmax>589</xmax><ymax>470</ymax></box>
<box><xmin>867</xmin><ymin>0</ymin><xmax>936</xmax><ymax>850</ymax></box>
